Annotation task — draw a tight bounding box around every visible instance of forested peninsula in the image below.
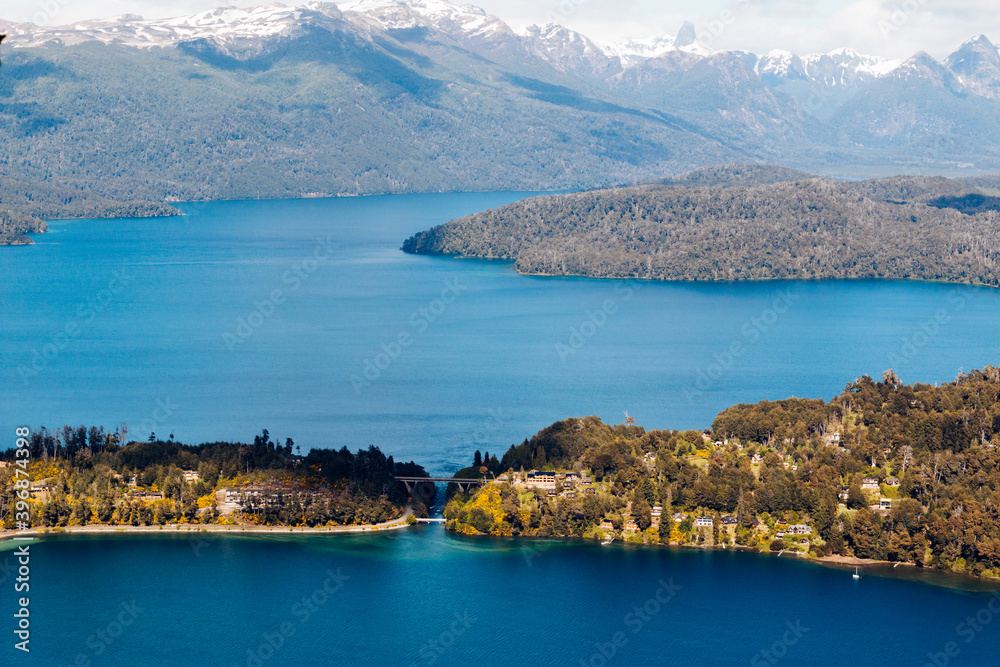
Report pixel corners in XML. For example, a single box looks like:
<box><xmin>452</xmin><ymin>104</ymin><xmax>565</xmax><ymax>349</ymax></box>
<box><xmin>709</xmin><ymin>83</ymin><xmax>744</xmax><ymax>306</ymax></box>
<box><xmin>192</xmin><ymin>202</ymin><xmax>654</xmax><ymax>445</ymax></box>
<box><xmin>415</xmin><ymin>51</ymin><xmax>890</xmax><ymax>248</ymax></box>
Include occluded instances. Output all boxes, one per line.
<box><xmin>445</xmin><ymin>367</ymin><xmax>1000</xmax><ymax>579</ymax></box>
<box><xmin>0</xmin><ymin>429</ymin><xmax>431</xmax><ymax>531</ymax></box>
<box><xmin>0</xmin><ymin>191</ymin><xmax>180</xmax><ymax>246</ymax></box>
<box><xmin>403</xmin><ymin>165</ymin><xmax>1000</xmax><ymax>287</ymax></box>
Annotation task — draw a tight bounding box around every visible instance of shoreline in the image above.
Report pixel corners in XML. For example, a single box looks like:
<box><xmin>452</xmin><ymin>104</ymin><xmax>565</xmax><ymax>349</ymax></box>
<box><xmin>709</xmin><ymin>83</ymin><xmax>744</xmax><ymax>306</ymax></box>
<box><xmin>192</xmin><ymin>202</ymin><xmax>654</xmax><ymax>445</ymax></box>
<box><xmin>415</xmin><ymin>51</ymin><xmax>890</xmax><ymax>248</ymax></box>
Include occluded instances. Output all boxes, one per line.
<box><xmin>0</xmin><ymin>509</ymin><xmax>415</xmax><ymax>542</ymax></box>
<box><xmin>446</xmin><ymin>530</ymin><xmax>1000</xmax><ymax>590</ymax></box>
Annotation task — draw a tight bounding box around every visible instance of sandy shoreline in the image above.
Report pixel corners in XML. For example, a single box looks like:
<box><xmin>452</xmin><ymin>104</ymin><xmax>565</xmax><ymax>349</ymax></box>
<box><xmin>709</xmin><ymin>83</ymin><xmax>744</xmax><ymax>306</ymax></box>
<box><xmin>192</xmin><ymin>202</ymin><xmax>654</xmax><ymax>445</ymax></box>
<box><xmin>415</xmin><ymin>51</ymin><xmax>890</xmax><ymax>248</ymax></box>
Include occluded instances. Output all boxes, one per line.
<box><xmin>815</xmin><ymin>553</ymin><xmax>902</xmax><ymax>568</ymax></box>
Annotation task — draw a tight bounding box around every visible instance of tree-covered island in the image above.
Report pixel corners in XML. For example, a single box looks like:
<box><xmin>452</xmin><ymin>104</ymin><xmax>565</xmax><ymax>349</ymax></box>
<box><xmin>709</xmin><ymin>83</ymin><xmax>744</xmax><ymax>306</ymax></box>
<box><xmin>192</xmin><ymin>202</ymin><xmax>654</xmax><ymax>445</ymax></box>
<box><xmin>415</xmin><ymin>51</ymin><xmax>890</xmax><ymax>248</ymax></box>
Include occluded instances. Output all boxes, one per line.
<box><xmin>444</xmin><ymin>367</ymin><xmax>1000</xmax><ymax>579</ymax></box>
<box><xmin>403</xmin><ymin>165</ymin><xmax>1000</xmax><ymax>288</ymax></box>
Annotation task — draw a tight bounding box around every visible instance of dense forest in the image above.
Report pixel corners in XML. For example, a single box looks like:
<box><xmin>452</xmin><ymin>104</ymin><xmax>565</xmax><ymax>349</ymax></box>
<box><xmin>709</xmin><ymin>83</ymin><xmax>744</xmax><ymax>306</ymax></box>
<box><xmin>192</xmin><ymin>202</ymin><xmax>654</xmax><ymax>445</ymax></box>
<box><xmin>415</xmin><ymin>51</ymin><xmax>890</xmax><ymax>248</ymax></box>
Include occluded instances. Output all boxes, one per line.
<box><xmin>445</xmin><ymin>367</ymin><xmax>1000</xmax><ymax>579</ymax></box>
<box><xmin>0</xmin><ymin>427</ymin><xmax>428</xmax><ymax>528</ymax></box>
<box><xmin>403</xmin><ymin>167</ymin><xmax>1000</xmax><ymax>287</ymax></box>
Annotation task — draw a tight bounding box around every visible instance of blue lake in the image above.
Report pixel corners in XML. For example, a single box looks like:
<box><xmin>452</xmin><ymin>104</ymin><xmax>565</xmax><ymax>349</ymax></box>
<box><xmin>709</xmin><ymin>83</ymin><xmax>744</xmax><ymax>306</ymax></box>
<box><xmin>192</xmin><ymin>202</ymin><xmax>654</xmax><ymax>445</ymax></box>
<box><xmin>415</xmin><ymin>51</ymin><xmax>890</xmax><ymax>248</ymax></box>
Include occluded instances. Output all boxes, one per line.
<box><xmin>1</xmin><ymin>192</ymin><xmax>997</xmax><ymax>474</ymax></box>
<box><xmin>1</xmin><ymin>530</ymin><xmax>1000</xmax><ymax>666</ymax></box>
<box><xmin>2</xmin><ymin>192</ymin><xmax>1000</xmax><ymax>665</ymax></box>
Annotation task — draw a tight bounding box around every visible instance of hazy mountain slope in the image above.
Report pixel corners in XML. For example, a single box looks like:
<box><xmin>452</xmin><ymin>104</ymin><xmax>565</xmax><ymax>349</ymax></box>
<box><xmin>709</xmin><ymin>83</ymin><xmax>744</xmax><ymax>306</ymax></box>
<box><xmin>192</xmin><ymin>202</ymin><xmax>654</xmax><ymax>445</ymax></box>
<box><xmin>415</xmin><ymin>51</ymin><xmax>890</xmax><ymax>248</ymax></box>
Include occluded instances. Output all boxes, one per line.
<box><xmin>0</xmin><ymin>29</ymin><xmax>730</xmax><ymax>210</ymax></box>
<box><xmin>3</xmin><ymin>1</ymin><xmax>1000</xmax><ymax>235</ymax></box>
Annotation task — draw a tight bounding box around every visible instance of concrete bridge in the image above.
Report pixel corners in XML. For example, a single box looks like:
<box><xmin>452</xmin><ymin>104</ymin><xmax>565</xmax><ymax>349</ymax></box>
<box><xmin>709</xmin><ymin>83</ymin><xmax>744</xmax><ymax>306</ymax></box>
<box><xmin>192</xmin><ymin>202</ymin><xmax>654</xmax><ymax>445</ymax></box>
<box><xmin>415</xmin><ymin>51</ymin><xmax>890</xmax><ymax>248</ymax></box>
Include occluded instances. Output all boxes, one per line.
<box><xmin>396</xmin><ymin>477</ymin><xmax>485</xmax><ymax>494</ymax></box>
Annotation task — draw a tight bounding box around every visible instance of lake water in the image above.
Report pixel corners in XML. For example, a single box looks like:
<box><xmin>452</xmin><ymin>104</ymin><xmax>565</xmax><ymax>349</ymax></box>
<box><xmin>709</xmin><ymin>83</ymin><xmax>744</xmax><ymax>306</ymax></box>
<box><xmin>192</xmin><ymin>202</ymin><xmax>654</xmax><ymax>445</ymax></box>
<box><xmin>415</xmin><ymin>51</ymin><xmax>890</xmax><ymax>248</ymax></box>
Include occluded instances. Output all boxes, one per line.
<box><xmin>2</xmin><ymin>192</ymin><xmax>1000</xmax><ymax>665</ymax></box>
<box><xmin>1</xmin><ymin>529</ymin><xmax>999</xmax><ymax>666</ymax></box>
<box><xmin>1</xmin><ymin>192</ymin><xmax>997</xmax><ymax>474</ymax></box>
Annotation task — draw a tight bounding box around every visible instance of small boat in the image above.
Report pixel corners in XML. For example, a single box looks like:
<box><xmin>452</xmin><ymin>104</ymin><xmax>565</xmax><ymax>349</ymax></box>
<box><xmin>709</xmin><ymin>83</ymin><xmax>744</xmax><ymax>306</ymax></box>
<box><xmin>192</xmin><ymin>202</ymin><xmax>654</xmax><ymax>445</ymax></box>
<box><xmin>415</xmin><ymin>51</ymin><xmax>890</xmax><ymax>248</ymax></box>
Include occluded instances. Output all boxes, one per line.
<box><xmin>852</xmin><ymin>567</ymin><xmax>861</xmax><ymax>580</ymax></box>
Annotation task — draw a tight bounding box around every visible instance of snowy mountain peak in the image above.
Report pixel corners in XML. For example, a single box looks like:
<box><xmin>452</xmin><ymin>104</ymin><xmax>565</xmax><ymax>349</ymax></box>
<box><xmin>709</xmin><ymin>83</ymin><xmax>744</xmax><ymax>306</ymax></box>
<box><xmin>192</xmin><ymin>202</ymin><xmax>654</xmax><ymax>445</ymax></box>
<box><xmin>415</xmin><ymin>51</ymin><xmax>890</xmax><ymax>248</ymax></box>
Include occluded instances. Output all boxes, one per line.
<box><xmin>599</xmin><ymin>35</ymin><xmax>677</xmax><ymax>67</ymax></box>
<box><xmin>338</xmin><ymin>0</ymin><xmax>505</xmax><ymax>38</ymax></box>
<box><xmin>945</xmin><ymin>33</ymin><xmax>1000</xmax><ymax>98</ymax></box>
<box><xmin>3</xmin><ymin>3</ymin><xmax>345</xmax><ymax>49</ymax></box>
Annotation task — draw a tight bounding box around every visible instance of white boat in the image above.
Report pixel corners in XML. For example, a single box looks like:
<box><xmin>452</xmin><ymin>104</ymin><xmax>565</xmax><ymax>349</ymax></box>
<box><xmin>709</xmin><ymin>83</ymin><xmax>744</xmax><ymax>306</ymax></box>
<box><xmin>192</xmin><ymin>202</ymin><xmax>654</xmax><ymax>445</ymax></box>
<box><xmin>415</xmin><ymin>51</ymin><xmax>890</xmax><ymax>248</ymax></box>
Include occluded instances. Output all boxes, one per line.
<box><xmin>601</xmin><ymin>535</ymin><xmax>614</xmax><ymax>545</ymax></box>
<box><xmin>852</xmin><ymin>567</ymin><xmax>860</xmax><ymax>580</ymax></box>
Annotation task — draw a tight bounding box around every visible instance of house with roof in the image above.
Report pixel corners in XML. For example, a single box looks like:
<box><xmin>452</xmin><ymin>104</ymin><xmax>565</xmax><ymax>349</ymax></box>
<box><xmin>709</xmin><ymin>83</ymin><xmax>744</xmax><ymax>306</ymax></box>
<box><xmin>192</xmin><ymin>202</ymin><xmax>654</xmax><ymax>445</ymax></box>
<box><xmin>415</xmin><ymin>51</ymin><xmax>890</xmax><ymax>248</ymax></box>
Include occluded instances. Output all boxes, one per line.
<box><xmin>861</xmin><ymin>477</ymin><xmax>880</xmax><ymax>491</ymax></box>
<box><xmin>526</xmin><ymin>470</ymin><xmax>557</xmax><ymax>488</ymax></box>
<box><xmin>885</xmin><ymin>477</ymin><xmax>900</xmax><ymax>487</ymax></box>
<box><xmin>695</xmin><ymin>516</ymin><xmax>713</xmax><ymax>528</ymax></box>
<box><xmin>599</xmin><ymin>519</ymin><xmax>614</xmax><ymax>530</ymax></box>
<box><xmin>721</xmin><ymin>515</ymin><xmax>737</xmax><ymax>526</ymax></box>
<box><xmin>623</xmin><ymin>520</ymin><xmax>639</xmax><ymax>532</ymax></box>
<box><xmin>787</xmin><ymin>524</ymin><xmax>811</xmax><ymax>535</ymax></box>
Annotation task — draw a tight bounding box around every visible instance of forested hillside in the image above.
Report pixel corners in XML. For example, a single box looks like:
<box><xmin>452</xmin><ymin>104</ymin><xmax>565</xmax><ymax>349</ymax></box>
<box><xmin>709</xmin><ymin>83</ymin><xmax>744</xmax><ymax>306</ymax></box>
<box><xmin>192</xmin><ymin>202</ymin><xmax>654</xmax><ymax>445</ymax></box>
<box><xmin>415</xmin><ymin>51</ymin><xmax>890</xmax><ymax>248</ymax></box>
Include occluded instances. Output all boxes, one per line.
<box><xmin>445</xmin><ymin>367</ymin><xmax>1000</xmax><ymax>578</ymax></box>
<box><xmin>0</xmin><ymin>428</ymin><xmax>429</xmax><ymax>528</ymax></box>
<box><xmin>0</xmin><ymin>209</ymin><xmax>47</xmax><ymax>245</ymax></box>
<box><xmin>4</xmin><ymin>3</ymin><xmax>1000</xmax><ymax>246</ymax></box>
<box><xmin>404</xmin><ymin>169</ymin><xmax>1000</xmax><ymax>287</ymax></box>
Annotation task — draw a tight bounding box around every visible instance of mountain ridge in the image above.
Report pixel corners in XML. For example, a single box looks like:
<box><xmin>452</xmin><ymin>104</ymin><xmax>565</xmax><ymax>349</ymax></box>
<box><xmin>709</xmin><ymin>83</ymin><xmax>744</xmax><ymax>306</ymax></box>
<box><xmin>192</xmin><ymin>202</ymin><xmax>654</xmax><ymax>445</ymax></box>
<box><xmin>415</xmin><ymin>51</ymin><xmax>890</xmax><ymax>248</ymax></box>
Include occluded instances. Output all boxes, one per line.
<box><xmin>3</xmin><ymin>0</ymin><xmax>1000</xmax><ymax>245</ymax></box>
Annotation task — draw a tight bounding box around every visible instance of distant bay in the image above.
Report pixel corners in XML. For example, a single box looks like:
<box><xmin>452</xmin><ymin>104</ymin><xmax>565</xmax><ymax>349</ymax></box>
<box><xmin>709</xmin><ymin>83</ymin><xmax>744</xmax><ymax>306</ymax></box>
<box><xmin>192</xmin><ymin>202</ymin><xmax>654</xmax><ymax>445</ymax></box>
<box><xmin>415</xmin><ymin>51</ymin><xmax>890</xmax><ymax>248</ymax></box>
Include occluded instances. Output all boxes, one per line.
<box><xmin>1</xmin><ymin>192</ymin><xmax>997</xmax><ymax>475</ymax></box>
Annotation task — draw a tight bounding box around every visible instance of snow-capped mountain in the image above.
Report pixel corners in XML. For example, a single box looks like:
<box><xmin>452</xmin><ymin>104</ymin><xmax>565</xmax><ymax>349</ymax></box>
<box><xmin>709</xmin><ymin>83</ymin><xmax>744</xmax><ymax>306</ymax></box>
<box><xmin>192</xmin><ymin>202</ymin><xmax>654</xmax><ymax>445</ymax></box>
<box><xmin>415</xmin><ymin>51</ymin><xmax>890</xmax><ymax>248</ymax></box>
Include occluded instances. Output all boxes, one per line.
<box><xmin>338</xmin><ymin>0</ymin><xmax>512</xmax><ymax>41</ymax></box>
<box><xmin>600</xmin><ymin>22</ymin><xmax>713</xmax><ymax>67</ymax></box>
<box><xmin>2</xmin><ymin>3</ymin><xmax>345</xmax><ymax>49</ymax></box>
<box><xmin>2</xmin><ymin>0</ymin><xmax>1000</xmax><ymax>216</ymax></box>
<box><xmin>519</xmin><ymin>23</ymin><xmax>620</xmax><ymax>77</ymax></box>
<box><xmin>2</xmin><ymin>0</ymin><xmax>993</xmax><ymax>99</ymax></box>
<box><xmin>757</xmin><ymin>47</ymin><xmax>902</xmax><ymax>91</ymax></box>
<box><xmin>945</xmin><ymin>34</ymin><xmax>1000</xmax><ymax>99</ymax></box>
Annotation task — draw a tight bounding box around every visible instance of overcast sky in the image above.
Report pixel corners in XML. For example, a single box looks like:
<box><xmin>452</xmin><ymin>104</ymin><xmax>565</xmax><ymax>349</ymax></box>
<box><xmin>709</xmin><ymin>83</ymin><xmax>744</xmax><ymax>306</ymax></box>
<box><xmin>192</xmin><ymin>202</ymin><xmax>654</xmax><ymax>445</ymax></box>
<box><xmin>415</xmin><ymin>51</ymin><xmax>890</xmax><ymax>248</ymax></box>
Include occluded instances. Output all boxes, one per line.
<box><xmin>3</xmin><ymin>0</ymin><xmax>996</xmax><ymax>59</ymax></box>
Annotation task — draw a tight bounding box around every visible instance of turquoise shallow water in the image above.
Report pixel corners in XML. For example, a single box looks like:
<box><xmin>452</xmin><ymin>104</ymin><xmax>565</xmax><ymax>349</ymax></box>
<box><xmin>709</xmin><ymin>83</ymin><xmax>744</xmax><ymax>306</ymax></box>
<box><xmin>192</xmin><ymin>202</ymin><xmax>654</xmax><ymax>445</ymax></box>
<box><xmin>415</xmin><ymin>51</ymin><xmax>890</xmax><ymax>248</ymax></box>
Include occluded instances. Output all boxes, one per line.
<box><xmin>2</xmin><ymin>192</ymin><xmax>1000</xmax><ymax>665</ymax></box>
<box><xmin>1</xmin><ymin>530</ymin><xmax>999</xmax><ymax>666</ymax></box>
<box><xmin>1</xmin><ymin>192</ymin><xmax>997</xmax><ymax>475</ymax></box>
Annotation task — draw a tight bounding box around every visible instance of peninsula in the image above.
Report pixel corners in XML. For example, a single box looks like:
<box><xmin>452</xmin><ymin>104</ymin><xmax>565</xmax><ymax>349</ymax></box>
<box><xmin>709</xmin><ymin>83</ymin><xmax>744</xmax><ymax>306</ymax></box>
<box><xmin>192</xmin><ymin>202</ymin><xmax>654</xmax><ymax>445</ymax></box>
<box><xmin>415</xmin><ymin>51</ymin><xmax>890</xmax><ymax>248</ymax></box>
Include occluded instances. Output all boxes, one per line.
<box><xmin>402</xmin><ymin>165</ymin><xmax>1000</xmax><ymax>288</ymax></box>
<box><xmin>0</xmin><ymin>430</ymin><xmax>433</xmax><ymax>533</ymax></box>
<box><xmin>444</xmin><ymin>367</ymin><xmax>1000</xmax><ymax>580</ymax></box>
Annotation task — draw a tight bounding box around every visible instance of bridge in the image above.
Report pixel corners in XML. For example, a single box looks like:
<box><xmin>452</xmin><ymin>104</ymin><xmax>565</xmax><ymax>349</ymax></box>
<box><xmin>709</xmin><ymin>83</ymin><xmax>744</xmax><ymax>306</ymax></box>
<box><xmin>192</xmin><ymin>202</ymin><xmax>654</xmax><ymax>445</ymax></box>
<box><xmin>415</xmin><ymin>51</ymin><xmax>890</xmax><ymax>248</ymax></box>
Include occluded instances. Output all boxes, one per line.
<box><xmin>396</xmin><ymin>477</ymin><xmax>485</xmax><ymax>494</ymax></box>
